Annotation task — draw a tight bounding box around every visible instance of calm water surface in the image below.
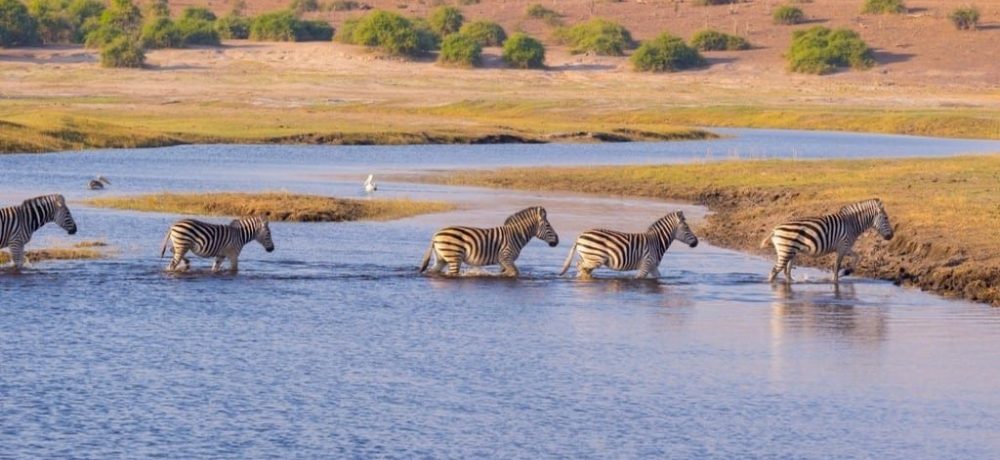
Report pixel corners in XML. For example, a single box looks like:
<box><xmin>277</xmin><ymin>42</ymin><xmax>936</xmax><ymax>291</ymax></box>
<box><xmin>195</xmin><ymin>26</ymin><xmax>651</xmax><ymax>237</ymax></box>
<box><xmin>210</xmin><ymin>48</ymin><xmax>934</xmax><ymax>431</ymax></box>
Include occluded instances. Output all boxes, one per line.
<box><xmin>2</xmin><ymin>130</ymin><xmax>999</xmax><ymax>459</ymax></box>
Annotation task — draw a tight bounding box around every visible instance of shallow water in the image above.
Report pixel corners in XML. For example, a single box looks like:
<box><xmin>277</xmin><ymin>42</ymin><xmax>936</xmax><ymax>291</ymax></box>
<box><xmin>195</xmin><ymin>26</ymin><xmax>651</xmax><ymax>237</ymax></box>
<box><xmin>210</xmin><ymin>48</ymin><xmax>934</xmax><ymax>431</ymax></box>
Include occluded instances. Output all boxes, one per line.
<box><xmin>2</xmin><ymin>130</ymin><xmax>999</xmax><ymax>458</ymax></box>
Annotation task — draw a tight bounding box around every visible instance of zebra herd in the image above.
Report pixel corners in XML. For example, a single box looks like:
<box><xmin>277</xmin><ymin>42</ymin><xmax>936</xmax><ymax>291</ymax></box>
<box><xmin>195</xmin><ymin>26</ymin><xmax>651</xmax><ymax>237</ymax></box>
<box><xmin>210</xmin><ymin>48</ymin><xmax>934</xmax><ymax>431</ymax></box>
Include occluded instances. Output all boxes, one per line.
<box><xmin>0</xmin><ymin>193</ymin><xmax>895</xmax><ymax>282</ymax></box>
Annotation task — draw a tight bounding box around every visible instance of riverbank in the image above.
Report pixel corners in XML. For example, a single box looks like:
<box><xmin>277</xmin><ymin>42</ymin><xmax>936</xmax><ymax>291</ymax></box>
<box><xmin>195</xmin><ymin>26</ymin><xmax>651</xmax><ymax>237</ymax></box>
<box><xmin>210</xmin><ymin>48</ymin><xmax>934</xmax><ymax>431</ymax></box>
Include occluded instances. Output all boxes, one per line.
<box><xmin>430</xmin><ymin>155</ymin><xmax>1000</xmax><ymax>306</ymax></box>
<box><xmin>2</xmin><ymin>40</ymin><xmax>998</xmax><ymax>155</ymax></box>
<box><xmin>86</xmin><ymin>193</ymin><xmax>455</xmax><ymax>222</ymax></box>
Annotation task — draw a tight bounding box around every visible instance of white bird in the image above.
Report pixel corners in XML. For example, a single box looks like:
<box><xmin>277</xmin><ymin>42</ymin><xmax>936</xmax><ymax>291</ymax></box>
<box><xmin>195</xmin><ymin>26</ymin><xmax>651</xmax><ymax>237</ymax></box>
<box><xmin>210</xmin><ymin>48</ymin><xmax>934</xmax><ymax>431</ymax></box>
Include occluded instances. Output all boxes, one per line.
<box><xmin>89</xmin><ymin>175</ymin><xmax>111</xmax><ymax>190</ymax></box>
<box><xmin>363</xmin><ymin>174</ymin><xmax>377</xmax><ymax>193</ymax></box>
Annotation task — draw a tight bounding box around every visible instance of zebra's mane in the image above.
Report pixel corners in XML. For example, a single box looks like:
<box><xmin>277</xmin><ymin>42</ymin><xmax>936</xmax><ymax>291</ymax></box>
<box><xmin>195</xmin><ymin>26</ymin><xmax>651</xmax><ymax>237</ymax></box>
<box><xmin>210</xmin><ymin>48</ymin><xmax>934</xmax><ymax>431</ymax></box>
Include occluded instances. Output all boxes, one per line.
<box><xmin>230</xmin><ymin>215</ymin><xmax>265</xmax><ymax>228</ymax></box>
<box><xmin>838</xmin><ymin>199</ymin><xmax>882</xmax><ymax>216</ymax></box>
<box><xmin>504</xmin><ymin>207</ymin><xmax>544</xmax><ymax>226</ymax></box>
<box><xmin>21</xmin><ymin>194</ymin><xmax>64</xmax><ymax>208</ymax></box>
<box><xmin>647</xmin><ymin>211</ymin><xmax>683</xmax><ymax>233</ymax></box>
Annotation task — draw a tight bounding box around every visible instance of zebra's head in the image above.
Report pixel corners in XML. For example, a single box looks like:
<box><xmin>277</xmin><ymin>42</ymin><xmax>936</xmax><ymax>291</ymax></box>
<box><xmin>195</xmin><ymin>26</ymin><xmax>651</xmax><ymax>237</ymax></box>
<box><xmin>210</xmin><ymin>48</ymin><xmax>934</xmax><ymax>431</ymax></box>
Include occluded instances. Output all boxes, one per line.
<box><xmin>872</xmin><ymin>199</ymin><xmax>894</xmax><ymax>241</ymax></box>
<box><xmin>649</xmin><ymin>211</ymin><xmax>698</xmax><ymax>248</ymax></box>
<box><xmin>233</xmin><ymin>216</ymin><xmax>275</xmax><ymax>252</ymax></box>
<box><xmin>26</xmin><ymin>194</ymin><xmax>77</xmax><ymax>235</ymax></box>
<box><xmin>505</xmin><ymin>206</ymin><xmax>559</xmax><ymax>247</ymax></box>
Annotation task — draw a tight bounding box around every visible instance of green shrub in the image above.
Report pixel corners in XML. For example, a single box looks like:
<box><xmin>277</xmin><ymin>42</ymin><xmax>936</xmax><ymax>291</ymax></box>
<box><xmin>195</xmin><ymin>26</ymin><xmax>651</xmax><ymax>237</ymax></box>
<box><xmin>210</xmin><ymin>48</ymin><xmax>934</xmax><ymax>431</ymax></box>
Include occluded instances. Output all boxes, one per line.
<box><xmin>66</xmin><ymin>0</ymin><xmax>104</xmax><ymax>41</ymax></box>
<box><xmin>773</xmin><ymin>5</ymin><xmax>804</xmax><ymax>25</ymax></box>
<box><xmin>216</xmin><ymin>14</ymin><xmax>250</xmax><ymax>39</ymax></box>
<box><xmin>949</xmin><ymin>7</ymin><xmax>979</xmax><ymax>30</ymax></box>
<box><xmin>428</xmin><ymin>5</ymin><xmax>462</xmax><ymax>35</ymax></box>
<box><xmin>690</xmin><ymin>29</ymin><xmax>749</xmax><ymax>51</ymax></box>
<box><xmin>352</xmin><ymin>10</ymin><xmax>430</xmax><ymax>55</ymax></box>
<box><xmin>140</xmin><ymin>16</ymin><xmax>181</xmax><ymax>48</ymax></box>
<box><xmin>410</xmin><ymin>16</ymin><xmax>440</xmax><ymax>50</ymax></box>
<box><xmin>459</xmin><ymin>19</ymin><xmax>505</xmax><ymax>46</ymax></box>
<box><xmin>630</xmin><ymin>33</ymin><xmax>704</xmax><ymax>72</ymax></box>
<box><xmin>525</xmin><ymin>3</ymin><xmax>561</xmax><ymax>26</ymax></box>
<box><xmin>28</xmin><ymin>0</ymin><xmax>73</xmax><ymax>43</ymax></box>
<box><xmin>180</xmin><ymin>7</ymin><xmax>216</xmax><ymax>22</ymax></box>
<box><xmin>502</xmin><ymin>32</ymin><xmax>544</xmax><ymax>69</ymax></box>
<box><xmin>290</xmin><ymin>0</ymin><xmax>319</xmax><ymax>13</ymax></box>
<box><xmin>147</xmin><ymin>0</ymin><xmax>168</xmax><ymax>18</ymax></box>
<box><xmin>787</xmin><ymin>26</ymin><xmax>874</xmax><ymax>74</ymax></box>
<box><xmin>294</xmin><ymin>19</ymin><xmax>333</xmax><ymax>41</ymax></box>
<box><xmin>328</xmin><ymin>0</ymin><xmax>361</xmax><ymax>11</ymax></box>
<box><xmin>85</xmin><ymin>0</ymin><xmax>142</xmax><ymax>47</ymax></box>
<box><xmin>1</xmin><ymin>0</ymin><xmax>41</xmax><ymax>46</ymax></box>
<box><xmin>335</xmin><ymin>17</ymin><xmax>358</xmax><ymax>43</ymax></box>
<box><xmin>249</xmin><ymin>10</ymin><xmax>298</xmax><ymax>41</ymax></box>
<box><xmin>438</xmin><ymin>32</ymin><xmax>480</xmax><ymax>66</ymax></box>
<box><xmin>554</xmin><ymin>18</ymin><xmax>633</xmax><ymax>56</ymax></box>
<box><xmin>862</xmin><ymin>0</ymin><xmax>905</xmax><ymax>14</ymax></box>
<box><xmin>100</xmin><ymin>35</ymin><xmax>144</xmax><ymax>67</ymax></box>
<box><xmin>176</xmin><ymin>16</ymin><xmax>220</xmax><ymax>45</ymax></box>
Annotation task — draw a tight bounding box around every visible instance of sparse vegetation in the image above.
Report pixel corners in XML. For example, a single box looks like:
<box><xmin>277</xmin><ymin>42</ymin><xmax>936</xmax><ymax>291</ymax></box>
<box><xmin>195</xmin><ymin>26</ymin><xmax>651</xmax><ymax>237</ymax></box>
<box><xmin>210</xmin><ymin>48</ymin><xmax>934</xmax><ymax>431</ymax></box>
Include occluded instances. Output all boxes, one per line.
<box><xmin>351</xmin><ymin>9</ymin><xmax>432</xmax><ymax>56</ymax></box>
<box><xmin>502</xmin><ymin>32</ymin><xmax>545</xmax><ymax>69</ymax></box>
<box><xmin>630</xmin><ymin>33</ymin><xmax>704</xmax><ymax>72</ymax></box>
<box><xmin>459</xmin><ymin>20</ymin><xmax>505</xmax><ymax>46</ymax></box>
<box><xmin>26</xmin><ymin>0</ymin><xmax>105</xmax><ymax>44</ymax></box>
<box><xmin>0</xmin><ymin>0</ymin><xmax>41</xmax><ymax>46</ymax></box>
<box><xmin>85</xmin><ymin>0</ymin><xmax>142</xmax><ymax>47</ymax></box>
<box><xmin>787</xmin><ymin>26</ymin><xmax>874</xmax><ymax>74</ymax></box>
<box><xmin>862</xmin><ymin>0</ymin><xmax>906</xmax><ymax>14</ymax></box>
<box><xmin>216</xmin><ymin>14</ymin><xmax>250</xmax><ymax>39</ymax></box>
<box><xmin>438</xmin><ymin>32</ymin><xmax>481</xmax><ymax>67</ymax></box>
<box><xmin>525</xmin><ymin>3</ymin><xmax>562</xmax><ymax>26</ymax></box>
<box><xmin>457</xmin><ymin>0</ymin><xmax>479</xmax><ymax>5</ymax></box>
<box><xmin>140</xmin><ymin>16</ymin><xmax>181</xmax><ymax>48</ymax></box>
<box><xmin>290</xmin><ymin>0</ymin><xmax>320</xmax><ymax>14</ymax></box>
<box><xmin>87</xmin><ymin>193</ymin><xmax>455</xmax><ymax>222</ymax></box>
<box><xmin>100</xmin><ymin>34</ymin><xmax>144</xmax><ymax>67</ymax></box>
<box><xmin>428</xmin><ymin>5</ymin><xmax>462</xmax><ymax>35</ymax></box>
<box><xmin>773</xmin><ymin>5</ymin><xmax>804</xmax><ymax>25</ymax></box>
<box><xmin>180</xmin><ymin>6</ymin><xmax>216</xmax><ymax>22</ymax></box>
<box><xmin>0</xmin><ymin>245</ymin><xmax>106</xmax><ymax>265</ymax></box>
<box><xmin>328</xmin><ymin>0</ymin><xmax>362</xmax><ymax>11</ymax></box>
<box><xmin>554</xmin><ymin>18</ymin><xmax>634</xmax><ymax>56</ymax></box>
<box><xmin>949</xmin><ymin>6</ymin><xmax>979</xmax><ymax>30</ymax></box>
<box><xmin>334</xmin><ymin>17</ymin><xmax>358</xmax><ymax>43</ymax></box>
<box><xmin>248</xmin><ymin>10</ymin><xmax>332</xmax><ymax>42</ymax></box>
<box><xmin>690</xmin><ymin>29</ymin><xmax>750</xmax><ymax>51</ymax></box>
<box><xmin>175</xmin><ymin>10</ymin><xmax>220</xmax><ymax>46</ymax></box>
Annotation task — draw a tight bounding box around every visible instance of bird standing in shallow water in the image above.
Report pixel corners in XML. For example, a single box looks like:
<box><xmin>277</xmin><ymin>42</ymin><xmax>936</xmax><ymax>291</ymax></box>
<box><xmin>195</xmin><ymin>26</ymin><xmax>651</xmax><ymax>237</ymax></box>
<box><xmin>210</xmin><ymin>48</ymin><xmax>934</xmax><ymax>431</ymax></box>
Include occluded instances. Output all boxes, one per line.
<box><xmin>363</xmin><ymin>174</ymin><xmax>377</xmax><ymax>193</ymax></box>
<box><xmin>89</xmin><ymin>176</ymin><xmax>111</xmax><ymax>190</ymax></box>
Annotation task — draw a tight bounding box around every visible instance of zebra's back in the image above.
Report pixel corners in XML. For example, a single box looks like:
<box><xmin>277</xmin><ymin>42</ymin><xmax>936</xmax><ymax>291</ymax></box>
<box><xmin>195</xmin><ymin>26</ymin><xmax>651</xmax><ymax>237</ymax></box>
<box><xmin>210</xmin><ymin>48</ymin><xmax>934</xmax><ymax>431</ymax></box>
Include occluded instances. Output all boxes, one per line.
<box><xmin>577</xmin><ymin>229</ymin><xmax>650</xmax><ymax>271</ymax></box>
<box><xmin>169</xmin><ymin>219</ymin><xmax>235</xmax><ymax>257</ymax></box>
<box><xmin>771</xmin><ymin>215</ymin><xmax>846</xmax><ymax>256</ymax></box>
<box><xmin>432</xmin><ymin>225</ymin><xmax>504</xmax><ymax>266</ymax></box>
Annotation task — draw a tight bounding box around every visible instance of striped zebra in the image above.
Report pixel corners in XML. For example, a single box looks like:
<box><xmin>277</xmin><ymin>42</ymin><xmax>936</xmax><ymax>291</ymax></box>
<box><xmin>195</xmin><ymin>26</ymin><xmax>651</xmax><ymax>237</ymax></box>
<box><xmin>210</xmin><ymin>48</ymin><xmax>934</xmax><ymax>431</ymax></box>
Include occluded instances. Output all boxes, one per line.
<box><xmin>761</xmin><ymin>198</ymin><xmax>894</xmax><ymax>283</ymax></box>
<box><xmin>419</xmin><ymin>206</ymin><xmax>559</xmax><ymax>277</ymax></box>
<box><xmin>0</xmin><ymin>194</ymin><xmax>78</xmax><ymax>270</ymax></box>
<box><xmin>160</xmin><ymin>216</ymin><xmax>275</xmax><ymax>273</ymax></box>
<box><xmin>559</xmin><ymin>211</ymin><xmax>699</xmax><ymax>279</ymax></box>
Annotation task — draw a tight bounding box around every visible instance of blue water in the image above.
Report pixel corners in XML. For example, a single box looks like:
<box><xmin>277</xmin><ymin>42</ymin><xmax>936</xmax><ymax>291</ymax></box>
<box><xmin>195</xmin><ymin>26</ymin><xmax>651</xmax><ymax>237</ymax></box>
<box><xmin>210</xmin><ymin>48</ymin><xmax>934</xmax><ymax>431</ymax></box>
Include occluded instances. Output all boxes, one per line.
<box><xmin>1</xmin><ymin>130</ymin><xmax>999</xmax><ymax>459</ymax></box>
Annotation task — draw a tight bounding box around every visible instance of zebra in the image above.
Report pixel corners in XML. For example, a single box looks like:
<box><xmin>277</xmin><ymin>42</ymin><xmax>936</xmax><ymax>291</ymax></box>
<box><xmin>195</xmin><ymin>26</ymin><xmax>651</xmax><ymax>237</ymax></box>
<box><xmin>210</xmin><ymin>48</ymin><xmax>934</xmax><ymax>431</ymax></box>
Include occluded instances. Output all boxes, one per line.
<box><xmin>419</xmin><ymin>206</ymin><xmax>559</xmax><ymax>277</ymax></box>
<box><xmin>559</xmin><ymin>211</ymin><xmax>699</xmax><ymax>279</ymax></box>
<box><xmin>0</xmin><ymin>194</ymin><xmax>78</xmax><ymax>270</ymax></box>
<box><xmin>89</xmin><ymin>176</ymin><xmax>111</xmax><ymax>190</ymax></box>
<box><xmin>160</xmin><ymin>216</ymin><xmax>275</xmax><ymax>273</ymax></box>
<box><xmin>761</xmin><ymin>198</ymin><xmax>894</xmax><ymax>283</ymax></box>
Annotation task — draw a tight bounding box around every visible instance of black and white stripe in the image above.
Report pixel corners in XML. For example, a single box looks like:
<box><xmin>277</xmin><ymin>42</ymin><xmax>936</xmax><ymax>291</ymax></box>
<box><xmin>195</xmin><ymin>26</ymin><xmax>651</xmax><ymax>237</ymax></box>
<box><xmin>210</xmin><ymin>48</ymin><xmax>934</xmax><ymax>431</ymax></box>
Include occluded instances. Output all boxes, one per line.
<box><xmin>761</xmin><ymin>198</ymin><xmax>894</xmax><ymax>283</ymax></box>
<box><xmin>560</xmin><ymin>211</ymin><xmax>699</xmax><ymax>279</ymax></box>
<box><xmin>160</xmin><ymin>216</ymin><xmax>275</xmax><ymax>273</ymax></box>
<box><xmin>419</xmin><ymin>206</ymin><xmax>559</xmax><ymax>277</ymax></box>
<box><xmin>0</xmin><ymin>194</ymin><xmax>78</xmax><ymax>270</ymax></box>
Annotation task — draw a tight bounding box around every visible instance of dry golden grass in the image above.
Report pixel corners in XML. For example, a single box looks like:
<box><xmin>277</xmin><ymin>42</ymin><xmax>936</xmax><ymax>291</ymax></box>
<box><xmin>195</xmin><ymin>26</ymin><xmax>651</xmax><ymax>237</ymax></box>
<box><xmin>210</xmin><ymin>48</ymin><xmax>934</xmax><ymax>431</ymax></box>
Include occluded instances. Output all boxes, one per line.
<box><xmin>436</xmin><ymin>155</ymin><xmax>1000</xmax><ymax>305</ymax></box>
<box><xmin>0</xmin><ymin>244</ymin><xmax>107</xmax><ymax>265</ymax></box>
<box><xmin>86</xmin><ymin>193</ymin><xmax>455</xmax><ymax>222</ymax></box>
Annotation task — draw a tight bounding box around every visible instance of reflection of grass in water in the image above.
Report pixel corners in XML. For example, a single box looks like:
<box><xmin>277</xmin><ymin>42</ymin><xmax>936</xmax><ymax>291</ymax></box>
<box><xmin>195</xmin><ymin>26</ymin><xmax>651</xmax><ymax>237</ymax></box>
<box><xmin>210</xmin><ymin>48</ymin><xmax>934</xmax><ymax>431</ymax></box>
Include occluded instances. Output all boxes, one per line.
<box><xmin>0</xmin><ymin>241</ymin><xmax>108</xmax><ymax>265</ymax></box>
<box><xmin>87</xmin><ymin>193</ymin><xmax>456</xmax><ymax>222</ymax></box>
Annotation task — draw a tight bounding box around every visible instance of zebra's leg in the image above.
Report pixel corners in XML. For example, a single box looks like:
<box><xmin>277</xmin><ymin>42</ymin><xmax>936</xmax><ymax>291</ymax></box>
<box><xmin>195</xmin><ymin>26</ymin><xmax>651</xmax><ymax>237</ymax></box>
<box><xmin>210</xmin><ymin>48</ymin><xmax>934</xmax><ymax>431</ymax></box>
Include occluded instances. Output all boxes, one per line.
<box><xmin>499</xmin><ymin>259</ymin><xmax>520</xmax><ymax>278</ymax></box>
<box><xmin>446</xmin><ymin>260</ymin><xmax>461</xmax><ymax>277</ymax></box>
<box><xmin>169</xmin><ymin>247</ymin><xmax>189</xmax><ymax>272</ymax></box>
<box><xmin>229</xmin><ymin>253</ymin><xmax>239</xmax><ymax>273</ymax></box>
<box><xmin>576</xmin><ymin>256</ymin><xmax>602</xmax><ymax>280</ymax></box>
<box><xmin>841</xmin><ymin>250</ymin><xmax>858</xmax><ymax>277</ymax></box>
<box><xmin>833</xmin><ymin>251</ymin><xmax>847</xmax><ymax>284</ymax></box>
<box><xmin>783</xmin><ymin>256</ymin><xmax>794</xmax><ymax>283</ymax></box>
<box><xmin>428</xmin><ymin>250</ymin><xmax>447</xmax><ymax>274</ymax></box>
<box><xmin>212</xmin><ymin>256</ymin><xmax>225</xmax><ymax>273</ymax></box>
<box><xmin>769</xmin><ymin>250</ymin><xmax>794</xmax><ymax>283</ymax></box>
<box><xmin>8</xmin><ymin>241</ymin><xmax>26</xmax><ymax>271</ymax></box>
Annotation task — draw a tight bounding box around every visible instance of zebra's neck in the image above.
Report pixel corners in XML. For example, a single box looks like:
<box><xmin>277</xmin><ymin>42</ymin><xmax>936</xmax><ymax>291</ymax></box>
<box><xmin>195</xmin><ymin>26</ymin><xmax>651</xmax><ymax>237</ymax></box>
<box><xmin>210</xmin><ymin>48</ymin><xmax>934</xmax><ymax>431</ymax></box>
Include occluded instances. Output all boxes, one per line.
<box><xmin>503</xmin><ymin>219</ymin><xmax>536</xmax><ymax>249</ymax></box>
<box><xmin>839</xmin><ymin>205</ymin><xmax>877</xmax><ymax>237</ymax></box>
<box><xmin>20</xmin><ymin>201</ymin><xmax>54</xmax><ymax>234</ymax></box>
<box><xmin>234</xmin><ymin>221</ymin><xmax>257</xmax><ymax>246</ymax></box>
<box><xmin>647</xmin><ymin>221</ymin><xmax>676</xmax><ymax>256</ymax></box>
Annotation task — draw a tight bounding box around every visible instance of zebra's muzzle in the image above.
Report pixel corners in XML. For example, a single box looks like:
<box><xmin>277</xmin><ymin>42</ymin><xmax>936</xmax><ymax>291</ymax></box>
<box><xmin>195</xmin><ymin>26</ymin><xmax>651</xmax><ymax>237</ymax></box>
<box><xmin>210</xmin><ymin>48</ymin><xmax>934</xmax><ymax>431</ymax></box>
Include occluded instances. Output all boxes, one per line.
<box><xmin>266</xmin><ymin>246</ymin><xmax>275</xmax><ymax>253</ymax></box>
<box><xmin>68</xmin><ymin>227</ymin><xmax>78</xmax><ymax>235</ymax></box>
<box><xmin>689</xmin><ymin>240</ymin><xmax>698</xmax><ymax>248</ymax></box>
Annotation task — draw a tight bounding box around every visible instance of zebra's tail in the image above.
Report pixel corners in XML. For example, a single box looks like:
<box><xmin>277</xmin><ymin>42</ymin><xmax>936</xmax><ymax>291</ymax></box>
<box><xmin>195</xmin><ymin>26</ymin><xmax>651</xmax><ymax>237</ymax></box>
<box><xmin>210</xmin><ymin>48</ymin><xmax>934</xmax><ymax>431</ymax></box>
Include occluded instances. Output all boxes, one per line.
<box><xmin>760</xmin><ymin>231</ymin><xmax>774</xmax><ymax>249</ymax></box>
<box><xmin>559</xmin><ymin>242</ymin><xmax>577</xmax><ymax>276</ymax></box>
<box><xmin>418</xmin><ymin>240</ymin><xmax>434</xmax><ymax>273</ymax></box>
<box><xmin>160</xmin><ymin>229</ymin><xmax>172</xmax><ymax>258</ymax></box>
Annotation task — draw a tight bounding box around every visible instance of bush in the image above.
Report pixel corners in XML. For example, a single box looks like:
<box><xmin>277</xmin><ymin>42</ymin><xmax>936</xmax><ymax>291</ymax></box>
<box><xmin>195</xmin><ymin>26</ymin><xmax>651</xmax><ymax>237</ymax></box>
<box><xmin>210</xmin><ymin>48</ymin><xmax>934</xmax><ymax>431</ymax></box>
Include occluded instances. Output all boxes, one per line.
<box><xmin>28</xmin><ymin>0</ymin><xmax>73</xmax><ymax>43</ymax></box>
<box><xmin>438</xmin><ymin>32</ymin><xmax>480</xmax><ymax>66</ymax></box>
<box><xmin>249</xmin><ymin>10</ymin><xmax>298</xmax><ymax>41</ymax></box>
<box><xmin>949</xmin><ymin>7</ymin><xmax>979</xmax><ymax>30</ymax></box>
<box><xmin>141</xmin><ymin>16</ymin><xmax>181</xmax><ymax>48</ymax></box>
<box><xmin>525</xmin><ymin>4</ymin><xmax>561</xmax><ymax>26</ymax></box>
<box><xmin>294</xmin><ymin>19</ymin><xmax>333</xmax><ymax>41</ymax></box>
<box><xmin>290</xmin><ymin>0</ymin><xmax>319</xmax><ymax>14</ymax></box>
<box><xmin>147</xmin><ymin>0</ymin><xmax>168</xmax><ymax>18</ymax></box>
<box><xmin>554</xmin><ymin>18</ymin><xmax>633</xmax><ymax>56</ymax></box>
<box><xmin>328</xmin><ymin>0</ymin><xmax>361</xmax><ymax>11</ymax></box>
<box><xmin>630</xmin><ymin>33</ymin><xmax>704</xmax><ymax>72</ymax></box>
<box><xmin>100</xmin><ymin>35</ymin><xmax>144</xmax><ymax>67</ymax></box>
<box><xmin>0</xmin><ymin>0</ymin><xmax>41</xmax><ymax>46</ymax></box>
<box><xmin>216</xmin><ymin>14</ymin><xmax>250</xmax><ymax>39</ymax></box>
<box><xmin>351</xmin><ymin>10</ymin><xmax>430</xmax><ymax>55</ymax></box>
<box><xmin>335</xmin><ymin>17</ymin><xmax>358</xmax><ymax>43</ymax></box>
<box><xmin>459</xmin><ymin>19</ymin><xmax>505</xmax><ymax>46</ymax></box>
<box><xmin>502</xmin><ymin>32</ymin><xmax>544</xmax><ymax>69</ymax></box>
<box><xmin>410</xmin><ymin>16</ymin><xmax>440</xmax><ymax>50</ymax></box>
<box><xmin>176</xmin><ymin>16</ymin><xmax>220</xmax><ymax>45</ymax></box>
<box><xmin>773</xmin><ymin>5</ymin><xmax>804</xmax><ymax>25</ymax></box>
<box><xmin>85</xmin><ymin>0</ymin><xmax>142</xmax><ymax>47</ymax></box>
<box><xmin>862</xmin><ymin>0</ymin><xmax>905</xmax><ymax>14</ymax></box>
<box><xmin>180</xmin><ymin>7</ymin><xmax>217</xmax><ymax>22</ymax></box>
<box><xmin>690</xmin><ymin>29</ymin><xmax>749</xmax><ymax>51</ymax></box>
<box><xmin>428</xmin><ymin>5</ymin><xmax>462</xmax><ymax>35</ymax></box>
<box><xmin>787</xmin><ymin>26</ymin><xmax>874</xmax><ymax>74</ymax></box>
